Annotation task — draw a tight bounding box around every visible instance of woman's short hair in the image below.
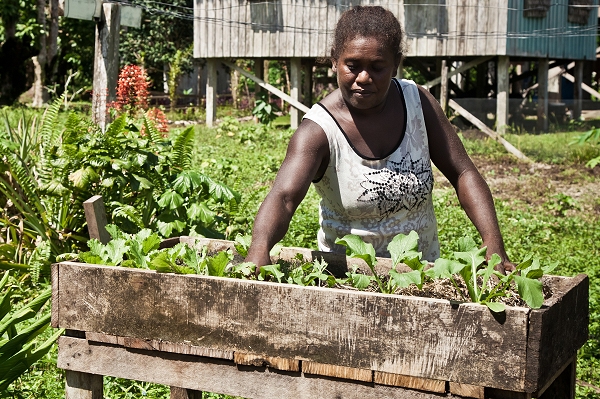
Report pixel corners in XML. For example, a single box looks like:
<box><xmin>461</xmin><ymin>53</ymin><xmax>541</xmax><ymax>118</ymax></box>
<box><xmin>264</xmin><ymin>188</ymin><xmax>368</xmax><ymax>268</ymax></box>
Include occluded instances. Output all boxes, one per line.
<box><xmin>330</xmin><ymin>6</ymin><xmax>405</xmax><ymax>62</ymax></box>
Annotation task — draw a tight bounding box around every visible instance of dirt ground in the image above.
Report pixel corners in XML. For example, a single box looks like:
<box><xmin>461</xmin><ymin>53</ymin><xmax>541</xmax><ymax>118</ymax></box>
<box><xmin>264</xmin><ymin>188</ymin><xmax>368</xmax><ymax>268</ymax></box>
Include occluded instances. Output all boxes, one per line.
<box><xmin>434</xmin><ymin>152</ymin><xmax>600</xmax><ymax>217</ymax></box>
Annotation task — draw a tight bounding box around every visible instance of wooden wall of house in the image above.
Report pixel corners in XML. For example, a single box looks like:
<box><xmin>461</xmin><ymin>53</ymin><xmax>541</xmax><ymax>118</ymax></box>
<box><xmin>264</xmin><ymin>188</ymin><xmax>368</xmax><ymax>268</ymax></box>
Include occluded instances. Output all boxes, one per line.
<box><xmin>194</xmin><ymin>0</ymin><xmax>596</xmax><ymax>60</ymax></box>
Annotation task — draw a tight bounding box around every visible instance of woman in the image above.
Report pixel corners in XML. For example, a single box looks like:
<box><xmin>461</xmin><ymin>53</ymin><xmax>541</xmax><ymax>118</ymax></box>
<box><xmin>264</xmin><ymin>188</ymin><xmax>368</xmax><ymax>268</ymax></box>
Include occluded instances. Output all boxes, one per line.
<box><xmin>246</xmin><ymin>6</ymin><xmax>514</xmax><ymax>272</ymax></box>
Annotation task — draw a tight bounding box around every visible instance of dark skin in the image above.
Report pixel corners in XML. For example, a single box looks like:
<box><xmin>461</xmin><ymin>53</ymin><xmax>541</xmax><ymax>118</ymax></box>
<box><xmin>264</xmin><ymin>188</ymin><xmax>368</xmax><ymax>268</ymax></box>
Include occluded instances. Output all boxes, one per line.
<box><xmin>246</xmin><ymin>35</ymin><xmax>515</xmax><ymax>273</ymax></box>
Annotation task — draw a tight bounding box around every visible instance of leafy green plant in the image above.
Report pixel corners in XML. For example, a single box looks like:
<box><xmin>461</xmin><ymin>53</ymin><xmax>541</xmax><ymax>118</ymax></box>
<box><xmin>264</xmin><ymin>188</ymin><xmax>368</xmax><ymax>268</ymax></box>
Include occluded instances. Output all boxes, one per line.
<box><xmin>572</xmin><ymin>127</ymin><xmax>600</xmax><ymax>168</ymax></box>
<box><xmin>0</xmin><ymin>271</ymin><xmax>64</xmax><ymax>391</ymax></box>
<box><xmin>252</xmin><ymin>93</ymin><xmax>279</xmax><ymax>125</ymax></box>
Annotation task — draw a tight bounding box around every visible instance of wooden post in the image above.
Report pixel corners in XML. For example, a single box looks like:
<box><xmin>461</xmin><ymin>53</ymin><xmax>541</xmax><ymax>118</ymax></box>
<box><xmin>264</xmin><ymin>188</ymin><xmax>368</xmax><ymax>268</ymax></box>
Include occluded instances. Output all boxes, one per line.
<box><xmin>440</xmin><ymin>59</ymin><xmax>448</xmax><ymax>112</ymax></box>
<box><xmin>83</xmin><ymin>195</ymin><xmax>110</xmax><ymax>244</ymax></box>
<box><xmin>537</xmin><ymin>58</ymin><xmax>549</xmax><ymax>132</ymax></box>
<box><xmin>496</xmin><ymin>55</ymin><xmax>510</xmax><ymax>135</ymax></box>
<box><xmin>92</xmin><ymin>3</ymin><xmax>120</xmax><ymax>132</ymax></box>
<box><xmin>303</xmin><ymin>59</ymin><xmax>313</xmax><ymax>107</ymax></box>
<box><xmin>205</xmin><ymin>58</ymin><xmax>218</xmax><ymax>127</ymax></box>
<box><xmin>254</xmin><ymin>57</ymin><xmax>264</xmax><ymax>98</ymax></box>
<box><xmin>170</xmin><ymin>386</ymin><xmax>203</xmax><ymax>399</ymax></box>
<box><xmin>572</xmin><ymin>61</ymin><xmax>584</xmax><ymax>120</ymax></box>
<box><xmin>290</xmin><ymin>57</ymin><xmax>302</xmax><ymax>129</ymax></box>
<box><xmin>65</xmin><ymin>370</ymin><xmax>103</xmax><ymax>399</ymax></box>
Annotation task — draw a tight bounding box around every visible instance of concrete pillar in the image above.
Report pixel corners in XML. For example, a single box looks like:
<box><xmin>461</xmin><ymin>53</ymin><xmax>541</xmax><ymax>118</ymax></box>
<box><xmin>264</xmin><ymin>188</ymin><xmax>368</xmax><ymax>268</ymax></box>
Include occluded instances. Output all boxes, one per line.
<box><xmin>290</xmin><ymin>58</ymin><xmax>302</xmax><ymax>129</ymax></box>
<box><xmin>92</xmin><ymin>3</ymin><xmax>120</xmax><ymax>132</ymax></box>
<box><xmin>205</xmin><ymin>58</ymin><xmax>218</xmax><ymax>127</ymax></box>
<box><xmin>537</xmin><ymin>58</ymin><xmax>549</xmax><ymax>132</ymax></box>
<box><xmin>573</xmin><ymin>61</ymin><xmax>584</xmax><ymax>120</ymax></box>
<box><xmin>496</xmin><ymin>56</ymin><xmax>510</xmax><ymax>134</ymax></box>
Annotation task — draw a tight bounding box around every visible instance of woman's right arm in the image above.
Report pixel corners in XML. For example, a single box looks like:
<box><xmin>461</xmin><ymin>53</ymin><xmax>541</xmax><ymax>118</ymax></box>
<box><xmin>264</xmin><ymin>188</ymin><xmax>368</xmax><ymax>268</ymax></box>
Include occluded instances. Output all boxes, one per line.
<box><xmin>245</xmin><ymin>119</ymin><xmax>329</xmax><ymax>267</ymax></box>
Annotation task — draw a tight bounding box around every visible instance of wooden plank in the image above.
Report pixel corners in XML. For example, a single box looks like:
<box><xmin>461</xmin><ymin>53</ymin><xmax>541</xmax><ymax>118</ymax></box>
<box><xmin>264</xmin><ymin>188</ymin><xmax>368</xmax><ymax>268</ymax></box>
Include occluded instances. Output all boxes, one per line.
<box><xmin>423</xmin><ymin>56</ymin><xmax>493</xmax><ymax>89</ymax></box>
<box><xmin>374</xmin><ymin>371</ymin><xmax>445</xmax><ymax>393</ymax></box>
<box><xmin>303</xmin><ymin>361</ymin><xmax>372</xmax><ymax>383</ymax></box>
<box><xmin>524</xmin><ymin>274</ymin><xmax>589</xmax><ymax>393</ymax></box>
<box><xmin>51</xmin><ymin>263</ymin><xmax>60</xmax><ymax>328</ymax></box>
<box><xmin>223</xmin><ymin>60</ymin><xmax>310</xmax><ymax>113</ymax></box>
<box><xmin>538</xmin><ymin>356</ymin><xmax>576</xmax><ymax>399</ymax></box>
<box><xmin>85</xmin><ymin>332</ymin><xmax>234</xmax><ymax>360</ymax></box>
<box><xmin>54</xmin><ymin>261</ymin><xmax>534</xmax><ymax>390</ymax></box>
<box><xmin>170</xmin><ymin>387</ymin><xmax>202</xmax><ymax>399</ymax></box>
<box><xmin>448</xmin><ymin>99</ymin><xmax>530</xmax><ymax>161</ymax></box>
<box><xmin>83</xmin><ymin>195</ymin><xmax>110</xmax><ymax>245</ymax></box>
<box><xmin>58</xmin><ymin>337</ymin><xmax>447</xmax><ymax>399</ymax></box>
<box><xmin>65</xmin><ymin>370</ymin><xmax>103</xmax><ymax>399</ymax></box>
<box><xmin>234</xmin><ymin>352</ymin><xmax>300</xmax><ymax>371</ymax></box>
<box><xmin>450</xmin><ymin>382</ymin><xmax>485</xmax><ymax>398</ymax></box>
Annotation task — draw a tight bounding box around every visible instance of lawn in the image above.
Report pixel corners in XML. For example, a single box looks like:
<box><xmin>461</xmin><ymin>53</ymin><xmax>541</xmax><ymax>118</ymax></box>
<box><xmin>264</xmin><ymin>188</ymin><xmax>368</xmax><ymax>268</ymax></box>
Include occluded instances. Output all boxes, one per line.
<box><xmin>2</xmin><ymin>110</ymin><xmax>600</xmax><ymax>398</ymax></box>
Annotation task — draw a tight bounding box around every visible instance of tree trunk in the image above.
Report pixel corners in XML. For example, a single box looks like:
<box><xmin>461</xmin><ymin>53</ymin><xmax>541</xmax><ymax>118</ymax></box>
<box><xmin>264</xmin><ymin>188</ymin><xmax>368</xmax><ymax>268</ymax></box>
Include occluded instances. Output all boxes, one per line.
<box><xmin>32</xmin><ymin>0</ymin><xmax>48</xmax><ymax>107</ymax></box>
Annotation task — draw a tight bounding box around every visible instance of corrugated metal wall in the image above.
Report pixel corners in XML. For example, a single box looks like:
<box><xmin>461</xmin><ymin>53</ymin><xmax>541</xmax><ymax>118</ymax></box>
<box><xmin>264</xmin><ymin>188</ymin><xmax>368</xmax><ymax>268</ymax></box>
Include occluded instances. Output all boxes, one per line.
<box><xmin>506</xmin><ymin>0</ymin><xmax>597</xmax><ymax>59</ymax></box>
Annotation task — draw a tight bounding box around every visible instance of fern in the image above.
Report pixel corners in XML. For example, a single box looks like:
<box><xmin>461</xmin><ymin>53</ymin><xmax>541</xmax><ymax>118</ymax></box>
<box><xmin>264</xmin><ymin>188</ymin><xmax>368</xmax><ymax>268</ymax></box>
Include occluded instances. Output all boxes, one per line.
<box><xmin>171</xmin><ymin>126</ymin><xmax>195</xmax><ymax>169</ymax></box>
<box><xmin>142</xmin><ymin>116</ymin><xmax>162</xmax><ymax>143</ymax></box>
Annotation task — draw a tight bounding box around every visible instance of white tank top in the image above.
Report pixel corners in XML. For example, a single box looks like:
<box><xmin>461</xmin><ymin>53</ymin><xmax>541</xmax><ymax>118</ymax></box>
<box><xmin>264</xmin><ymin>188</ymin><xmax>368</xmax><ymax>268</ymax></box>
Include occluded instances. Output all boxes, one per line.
<box><xmin>304</xmin><ymin>79</ymin><xmax>440</xmax><ymax>261</ymax></box>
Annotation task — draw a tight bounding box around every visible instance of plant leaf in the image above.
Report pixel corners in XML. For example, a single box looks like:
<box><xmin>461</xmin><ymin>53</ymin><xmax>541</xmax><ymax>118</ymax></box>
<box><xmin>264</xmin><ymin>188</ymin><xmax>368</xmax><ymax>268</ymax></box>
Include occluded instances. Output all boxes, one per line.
<box><xmin>335</xmin><ymin>235</ymin><xmax>376</xmax><ymax>268</ymax></box>
<box><xmin>514</xmin><ymin>275</ymin><xmax>544</xmax><ymax>309</ymax></box>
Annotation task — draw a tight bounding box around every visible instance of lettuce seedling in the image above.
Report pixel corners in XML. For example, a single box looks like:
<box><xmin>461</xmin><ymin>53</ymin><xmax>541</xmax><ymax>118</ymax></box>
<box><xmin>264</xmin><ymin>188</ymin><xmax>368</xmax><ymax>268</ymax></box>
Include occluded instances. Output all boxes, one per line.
<box><xmin>387</xmin><ymin>231</ymin><xmax>432</xmax><ymax>290</ymax></box>
<box><xmin>335</xmin><ymin>234</ymin><xmax>388</xmax><ymax>293</ymax></box>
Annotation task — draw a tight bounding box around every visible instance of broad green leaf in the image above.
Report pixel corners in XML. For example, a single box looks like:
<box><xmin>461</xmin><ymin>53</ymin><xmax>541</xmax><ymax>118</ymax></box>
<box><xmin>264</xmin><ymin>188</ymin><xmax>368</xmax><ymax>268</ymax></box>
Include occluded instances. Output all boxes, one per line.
<box><xmin>206</xmin><ymin>251</ymin><xmax>231</xmax><ymax>277</ymax></box>
<box><xmin>233</xmin><ymin>234</ymin><xmax>252</xmax><ymax>258</ymax></box>
<box><xmin>158</xmin><ymin>190</ymin><xmax>185</xmax><ymax>210</ymax></box>
<box><xmin>348</xmin><ymin>273</ymin><xmax>372</xmax><ymax>290</ymax></box>
<box><xmin>132</xmin><ymin>174</ymin><xmax>154</xmax><ymax>190</ymax></box>
<box><xmin>457</xmin><ymin>236</ymin><xmax>478</xmax><ymax>252</ymax></box>
<box><xmin>387</xmin><ymin>231</ymin><xmax>420</xmax><ymax>266</ymax></box>
<box><xmin>514</xmin><ymin>275</ymin><xmax>544</xmax><ymax>309</ymax></box>
<box><xmin>149</xmin><ymin>252</ymin><xmax>175</xmax><ymax>273</ymax></box>
<box><xmin>431</xmin><ymin>258</ymin><xmax>465</xmax><ymax>279</ymax></box>
<box><xmin>259</xmin><ymin>264</ymin><xmax>284</xmax><ymax>283</ymax></box>
<box><xmin>335</xmin><ymin>235</ymin><xmax>377</xmax><ymax>268</ymax></box>
<box><xmin>389</xmin><ymin>269</ymin><xmax>423</xmax><ymax>289</ymax></box>
<box><xmin>485</xmin><ymin>301</ymin><xmax>505</xmax><ymax>313</ymax></box>
<box><xmin>187</xmin><ymin>202</ymin><xmax>215</xmax><ymax>224</ymax></box>
<box><xmin>104</xmin><ymin>239</ymin><xmax>129</xmax><ymax>266</ymax></box>
<box><xmin>480</xmin><ymin>253</ymin><xmax>501</xmax><ymax>291</ymax></box>
<box><xmin>105</xmin><ymin>224</ymin><xmax>128</xmax><ymax>240</ymax></box>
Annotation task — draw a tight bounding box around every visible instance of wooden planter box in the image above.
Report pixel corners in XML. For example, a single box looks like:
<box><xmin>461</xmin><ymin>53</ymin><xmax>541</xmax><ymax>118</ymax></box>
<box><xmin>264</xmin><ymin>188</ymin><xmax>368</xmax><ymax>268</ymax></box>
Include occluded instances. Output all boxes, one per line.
<box><xmin>52</xmin><ymin>237</ymin><xmax>588</xmax><ymax>399</ymax></box>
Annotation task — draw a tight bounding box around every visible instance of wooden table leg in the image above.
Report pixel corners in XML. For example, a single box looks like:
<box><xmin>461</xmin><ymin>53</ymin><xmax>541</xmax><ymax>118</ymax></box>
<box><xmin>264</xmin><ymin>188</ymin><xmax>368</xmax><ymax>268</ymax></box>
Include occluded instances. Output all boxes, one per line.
<box><xmin>538</xmin><ymin>357</ymin><xmax>576</xmax><ymax>399</ymax></box>
<box><xmin>170</xmin><ymin>386</ymin><xmax>203</xmax><ymax>399</ymax></box>
<box><xmin>65</xmin><ymin>370</ymin><xmax>103</xmax><ymax>399</ymax></box>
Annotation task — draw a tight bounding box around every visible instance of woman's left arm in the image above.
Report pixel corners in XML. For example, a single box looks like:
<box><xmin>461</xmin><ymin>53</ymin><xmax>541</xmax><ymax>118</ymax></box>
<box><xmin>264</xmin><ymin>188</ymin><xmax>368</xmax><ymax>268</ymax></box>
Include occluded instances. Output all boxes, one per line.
<box><xmin>418</xmin><ymin>86</ymin><xmax>514</xmax><ymax>272</ymax></box>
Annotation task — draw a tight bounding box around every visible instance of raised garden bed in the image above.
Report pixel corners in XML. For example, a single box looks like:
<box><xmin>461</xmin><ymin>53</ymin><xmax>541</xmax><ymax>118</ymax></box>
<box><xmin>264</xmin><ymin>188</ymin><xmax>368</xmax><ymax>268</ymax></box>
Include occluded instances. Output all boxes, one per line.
<box><xmin>52</xmin><ymin>237</ymin><xmax>589</xmax><ymax>398</ymax></box>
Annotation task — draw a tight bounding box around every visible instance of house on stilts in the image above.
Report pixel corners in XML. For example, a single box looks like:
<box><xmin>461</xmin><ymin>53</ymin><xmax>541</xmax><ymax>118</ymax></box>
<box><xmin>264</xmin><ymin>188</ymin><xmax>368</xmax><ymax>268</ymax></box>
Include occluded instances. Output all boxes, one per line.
<box><xmin>194</xmin><ymin>0</ymin><xmax>598</xmax><ymax>133</ymax></box>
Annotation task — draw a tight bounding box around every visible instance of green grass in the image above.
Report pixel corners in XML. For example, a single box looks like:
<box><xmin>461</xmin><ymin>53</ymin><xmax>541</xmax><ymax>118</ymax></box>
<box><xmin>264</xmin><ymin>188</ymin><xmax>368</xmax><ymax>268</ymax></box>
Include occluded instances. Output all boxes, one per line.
<box><xmin>4</xmin><ymin>115</ymin><xmax>600</xmax><ymax>398</ymax></box>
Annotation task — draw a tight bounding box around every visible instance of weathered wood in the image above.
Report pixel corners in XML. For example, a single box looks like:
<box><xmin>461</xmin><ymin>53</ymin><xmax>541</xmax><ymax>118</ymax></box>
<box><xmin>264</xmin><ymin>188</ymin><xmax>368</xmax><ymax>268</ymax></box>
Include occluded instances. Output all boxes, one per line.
<box><xmin>538</xmin><ymin>356</ymin><xmax>576</xmax><ymax>399</ymax></box>
<box><xmin>290</xmin><ymin>57</ymin><xmax>302</xmax><ymax>129</ymax></box>
<box><xmin>205</xmin><ymin>58</ymin><xmax>217</xmax><ymax>127</ymax></box>
<box><xmin>450</xmin><ymin>382</ymin><xmax>485</xmax><ymax>398</ymax></box>
<box><xmin>448</xmin><ymin>99</ymin><xmax>529</xmax><ymax>161</ymax></box>
<box><xmin>424</xmin><ymin>56</ymin><xmax>494</xmax><ymax>89</ymax></box>
<box><xmin>496</xmin><ymin>55</ymin><xmax>510</xmax><ymax>134</ymax></box>
<box><xmin>375</xmin><ymin>372</ymin><xmax>445</xmax><ymax>393</ymax></box>
<box><xmin>85</xmin><ymin>332</ymin><xmax>233</xmax><ymax>360</ymax></box>
<box><xmin>439</xmin><ymin>59</ymin><xmax>448</xmax><ymax>112</ymax></box>
<box><xmin>65</xmin><ymin>370</ymin><xmax>103</xmax><ymax>399</ymax></box>
<box><xmin>169</xmin><ymin>386</ymin><xmax>202</xmax><ymax>399</ymax></box>
<box><xmin>234</xmin><ymin>352</ymin><xmax>299</xmax><ymax>371</ymax></box>
<box><xmin>303</xmin><ymin>361</ymin><xmax>372</xmax><ymax>383</ymax></box>
<box><xmin>524</xmin><ymin>274</ymin><xmax>588</xmax><ymax>393</ymax></box>
<box><xmin>55</xmin><ymin>260</ymin><xmax>546</xmax><ymax>391</ymax></box>
<box><xmin>537</xmin><ymin>58</ymin><xmax>549</xmax><ymax>132</ymax></box>
<box><xmin>223</xmin><ymin>60</ymin><xmax>310</xmax><ymax>113</ymax></box>
<box><xmin>82</xmin><ymin>195</ymin><xmax>110</xmax><ymax>244</ymax></box>
<box><xmin>58</xmin><ymin>336</ymin><xmax>447</xmax><ymax>399</ymax></box>
<box><xmin>91</xmin><ymin>3</ymin><xmax>120</xmax><ymax>132</ymax></box>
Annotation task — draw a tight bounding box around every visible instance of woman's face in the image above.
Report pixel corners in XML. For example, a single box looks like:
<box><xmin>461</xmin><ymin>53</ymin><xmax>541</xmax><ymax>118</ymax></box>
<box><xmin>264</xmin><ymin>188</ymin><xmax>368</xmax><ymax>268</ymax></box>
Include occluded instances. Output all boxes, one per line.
<box><xmin>332</xmin><ymin>36</ymin><xmax>400</xmax><ymax>113</ymax></box>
